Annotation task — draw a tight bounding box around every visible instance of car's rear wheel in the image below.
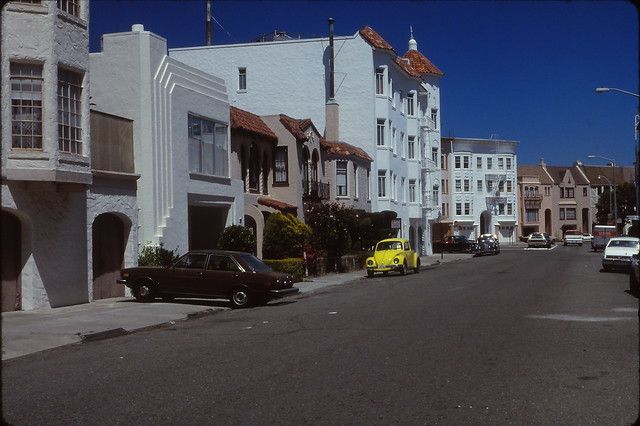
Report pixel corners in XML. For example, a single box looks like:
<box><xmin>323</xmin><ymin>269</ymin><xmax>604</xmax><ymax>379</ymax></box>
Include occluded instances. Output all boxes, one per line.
<box><xmin>367</xmin><ymin>270</ymin><xmax>374</xmax><ymax>278</ymax></box>
<box><xmin>230</xmin><ymin>288</ymin><xmax>251</xmax><ymax>309</ymax></box>
<box><xmin>133</xmin><ymin>280</ymin><xmax>156</xmax><ymax>302</ymax></box>
<box><xmin>630</xmin><ymin>272</ymin><xmax>639</xmax><ymax>295</ymax></box>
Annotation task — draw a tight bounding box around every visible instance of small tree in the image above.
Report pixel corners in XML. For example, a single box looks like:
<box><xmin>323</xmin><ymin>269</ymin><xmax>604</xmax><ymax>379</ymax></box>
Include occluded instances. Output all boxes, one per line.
<box><xmin>218</xmin><ymin>225</ymin><xmax>256</xmax><ymax>253</ymax></box>
<box><xmin>138</xmin><ymin>242</ymin><xmax>179</xmax><ymax>266</ymax></box>
<box><xmin>263</xmin><ymin>213</ymin><xmax>311</xmax><ymax>259</ymax></box>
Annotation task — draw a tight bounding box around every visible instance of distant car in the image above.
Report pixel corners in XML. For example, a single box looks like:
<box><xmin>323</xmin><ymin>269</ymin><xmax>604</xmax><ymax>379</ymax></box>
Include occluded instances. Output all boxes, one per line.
<box><xmin>563</xmin><ymin>230</ymin><xmax>583</xmax><ymax>246</ymax></box>
<box><xmin>582</xmin><ymin>233</ymin><xmax>593</xmax><ymax>241</ymax></box>
<box><xmin>630</xmin><ymin>253</ymin><xmax>640</xmax><ymax>295</ymax></box>
<box><xmin>602</xmin><ymin>237</ymin><xmax>640</xmax><ymax>271</ymax></box>
<box><xmin>592</xmin><ymin>225</ymin><xmax>617</xmax><ymax>251</ymax></box>
<box><xmin>434</xmin><ymin>235</ymin><xmax>474</xmax><ymax>253</ymax></box>
<box><xmin>118</xmin><ymin>250</ymin><xmax>299</xmax><ymax>308</ymax></box>
<box><xmin>527</xmin><ymin>232</ymin><xmax>551</xmax><ymax>248</ymax></box>
<box><xmin>366</xmin><ymin>238</ymin><xmax>420</xmax><ymax>277</ymax></box>
<box><xmin>473</xmin><ymin>235</ymin><xmax>500</xmax><ymax>256</ymax></box>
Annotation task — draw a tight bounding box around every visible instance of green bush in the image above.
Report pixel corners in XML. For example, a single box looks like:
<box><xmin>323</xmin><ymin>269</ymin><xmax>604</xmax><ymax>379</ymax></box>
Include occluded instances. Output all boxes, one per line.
<box><xmin>218</xmin><ymin>225</ymin><xmax>256</xmax><ymax>253</ymax></box>
<box><xmin>263</xmin><ymin>258</ymin><xmax>305</xmax><ymax>282</ymax></box>
<box><xmin>138</xmin><ymin>242</ymin><xmax>179</xmax><ymax>266</ymax></box>
<box><xmin>263</xmin><ymin>213</ymin><xmax>311</xmax><ymax>259</ymax></box>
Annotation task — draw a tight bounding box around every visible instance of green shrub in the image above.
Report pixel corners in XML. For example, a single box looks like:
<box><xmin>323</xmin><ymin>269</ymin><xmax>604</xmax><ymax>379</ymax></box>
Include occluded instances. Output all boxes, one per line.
<box><xmin>263</xmin><ymin>258</ymin><xmax>305</xmax><ymax>282</ymax></box>
<box><xmin>218</xmin><ymin>225</ymin><xmax>256</xmax><ymax>253</ymax></box>
<box><xmin>138</xmin><ymin>242</ymin><xmax>179</xmax><ymax>266</ymax></box>
<box><xmin>263</xmin><ymin>213</ymin><xmax>311</xmax><ymax>259</ymax></box>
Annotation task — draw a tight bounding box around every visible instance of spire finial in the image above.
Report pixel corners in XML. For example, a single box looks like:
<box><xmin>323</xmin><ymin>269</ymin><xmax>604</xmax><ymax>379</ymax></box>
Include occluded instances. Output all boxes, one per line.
<box><xmin>408</xmin><ymin>26</ymin><xmax>417</xmax><ymax>51</ymax></box>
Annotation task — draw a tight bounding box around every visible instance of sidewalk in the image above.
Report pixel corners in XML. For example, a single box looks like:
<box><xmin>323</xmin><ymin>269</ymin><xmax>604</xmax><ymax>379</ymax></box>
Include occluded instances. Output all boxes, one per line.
<box><xmin>1</xmin><ymin>252</ymin><xmax>472</xmax><ymax>361</ymax></box>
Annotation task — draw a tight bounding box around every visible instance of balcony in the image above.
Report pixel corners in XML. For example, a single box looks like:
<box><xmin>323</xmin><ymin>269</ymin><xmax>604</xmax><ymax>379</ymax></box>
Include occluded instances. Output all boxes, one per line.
<box><xmin>523</xmin><ymin>194</ymin><xmax>542</xmax><ymax>209</ymax></box>
<box><xmin>302</xmin><ymin>180</ymin><xmax>330</xmax><ymax>201</ymax></box>
<box><xmin>419</xmin><ymin>116</ymin><xmax>436</xmax><ymax>131</ymax></box>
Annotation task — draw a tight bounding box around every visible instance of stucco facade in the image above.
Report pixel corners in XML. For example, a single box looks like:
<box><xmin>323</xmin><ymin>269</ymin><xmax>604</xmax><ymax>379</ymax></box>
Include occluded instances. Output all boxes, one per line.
<box><xmin>439</xmin><ymin>138</ymin><xmax>519</xmax><ymax>244</ymax></box>
<box><xmin>2</xmin><ymin>0</ymin><xmax>138</xmax><ymax>310</ymax></box>
<box><xmin>170</xmin><ymin>25</ymin><xmax>442</xmax><ymax>254</ymax></box>
<box><xmin>90</xmin><ymin>25</ymin><xmax>244</xmax><ymax>253</ymax></box>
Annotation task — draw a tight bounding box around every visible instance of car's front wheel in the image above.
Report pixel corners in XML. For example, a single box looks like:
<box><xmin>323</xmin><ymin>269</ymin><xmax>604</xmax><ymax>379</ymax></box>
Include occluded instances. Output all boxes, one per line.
<box><xmin>367</xmin><ymin>270</ymin><xmax>374</xmax><ymax>278</ymax></box>
<box><xmin>133</xmin><ymin>280</ymin><xmax>156</xmax><ymax>302</ymax></box>
<box><xmin>399</xmin><ymin>261</ymin><xmax>406</xmax><ymax>275</ymax></box>
<box><xmin>230</xmin><ymin>288</ymin><xmax>251</xmax><ymax>309</ymax></box>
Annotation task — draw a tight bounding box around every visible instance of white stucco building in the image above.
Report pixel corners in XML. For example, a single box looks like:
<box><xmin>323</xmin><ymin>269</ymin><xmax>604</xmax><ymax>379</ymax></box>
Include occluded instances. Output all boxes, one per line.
<box><xmin>90</xmin><ymin>25</ymin><xmax>244</xmax><ymax>253</ymax></box>
<box><xmin>2</xmin><ymin>0</ymin><xmax>138</xmax><ymax>311</ymax></box>
<box><xmin>439</xmin><ymin>137</ymin><xmax>519</xmax><ymax>244</ymax></box>
<box><xmin>170</xmin><ymin>24</ymin><xmax>443</xmax><ymax>254</ymax></box>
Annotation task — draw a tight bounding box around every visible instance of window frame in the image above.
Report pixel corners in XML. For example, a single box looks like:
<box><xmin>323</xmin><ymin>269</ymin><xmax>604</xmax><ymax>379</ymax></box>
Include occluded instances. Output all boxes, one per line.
<box><xmin>336</xmin><ymin>160</ymin><xmax>348</xmax><ymax>197</ymax></box>
<box><xmin>273</xmin><ymin>146</ymin><xmax>288</xmax><ymax>184</ymax></box>
<box><xmin>238</xmin><ymin>67</ymin><xmax>247</xmax><ymax>91</ymax></box>
<box><xmin>11</xmin><ymin>62</ymin><xmax>43</xmax><ymax>150</ymax></box>
<box><xmin>57</xmin><ymin>67</ymin><xmax>83</xmax><ymax>155</ymax></box>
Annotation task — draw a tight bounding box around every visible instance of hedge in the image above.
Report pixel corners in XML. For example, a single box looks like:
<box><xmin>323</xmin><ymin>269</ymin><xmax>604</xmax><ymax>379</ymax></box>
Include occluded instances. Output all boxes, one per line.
<box><xmin>263</xmin><ymin>258</ymin><xmax>305</xmax><ymax>283</ymax></box>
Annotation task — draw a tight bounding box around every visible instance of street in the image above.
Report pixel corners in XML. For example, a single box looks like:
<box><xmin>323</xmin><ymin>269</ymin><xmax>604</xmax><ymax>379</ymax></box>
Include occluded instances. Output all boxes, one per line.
<box><xmin>3</xmin><ymin>245</ymin><xmax>638</xmax><ymax>425</ymax></box>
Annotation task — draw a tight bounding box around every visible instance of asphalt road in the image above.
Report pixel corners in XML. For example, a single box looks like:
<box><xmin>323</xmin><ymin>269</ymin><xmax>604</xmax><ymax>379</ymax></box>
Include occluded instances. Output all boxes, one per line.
<box><xmin>3</xmin><ymin>245</ymin><xmax>639</xmax><ymax>425</ymax></box>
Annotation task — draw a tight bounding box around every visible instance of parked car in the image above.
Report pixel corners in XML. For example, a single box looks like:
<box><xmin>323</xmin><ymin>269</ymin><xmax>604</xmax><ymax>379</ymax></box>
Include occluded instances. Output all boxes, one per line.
<box><xmin>366</xmin><ymin>238</ymin><xmax>420</xmax><ymax>277</ymax></box>
<box><xmin>592</xmin><ymin>225</ymin><xmax>617</xmax><ymax>251</ymax></box>
<box><xmin>434</xmin><ymin>235</ymin><xmax>474</xmax><ymax>253</ymax></box>
<box><xmin>582</xmin><ymin>233</ymin><xmax>593</xmax><ymax>241</ymax></box>
<box><xmin>527</xmin><ymin>232</ymin><xmax>551</xmax><ymax>248</ymax></box>
<box><xmin>543</xmin><ymin>233</ymin><xmax>556</xmax><ymax>245</ymax></box>
<box><xmin>630</xmin><ymin>253</ymin><xmax>640</xmax><ymax>295</ymax></box>
<box><xmin>118</xmin><ymin>250</ymin><xmax>299</xmax><ymax>308</ymax></box>
<box><xmin>602</xmin><ymin>237</ymin><xmax>640</xmax><ymax>271</ymax></box>
<box><xmin>472</xmin><ymin>235</ymin><xmax>500</xmax><ymax>256</ymax></box>
<box><xmin>563</xmin><ymin>230</ymin><xmax>583</xmax><ymax>246</ymax></box>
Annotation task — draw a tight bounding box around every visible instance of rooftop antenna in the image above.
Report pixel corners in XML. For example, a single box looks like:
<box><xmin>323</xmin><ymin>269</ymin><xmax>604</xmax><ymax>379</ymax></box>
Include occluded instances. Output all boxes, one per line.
<box><xmin>205</xmin><ymin>0</ymin><xmax>212</xmax><ymax>45</ymax></box>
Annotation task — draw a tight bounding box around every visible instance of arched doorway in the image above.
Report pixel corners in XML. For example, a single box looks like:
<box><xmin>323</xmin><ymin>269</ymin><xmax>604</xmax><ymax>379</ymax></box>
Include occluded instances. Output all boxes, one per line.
<box><xmin>2</xmin><ymin>210</ymin><xmax>22</xmax><ymax>311</ymax></box>
<box><xmin>92</xmin><ymin>213</ymin><xmax>127</xmax><ymax>300</ymax></box>
<box><xmin>480</xmin><ymin>211</ymin><xmax>491</xmax><ymax>235</ymax></box>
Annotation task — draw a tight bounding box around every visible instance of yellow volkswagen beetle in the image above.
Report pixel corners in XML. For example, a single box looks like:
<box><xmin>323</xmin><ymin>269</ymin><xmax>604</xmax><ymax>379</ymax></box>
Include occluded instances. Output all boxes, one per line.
<box><xmin>365</xmin><ymin>238</ymin><xmax>420</xmax><ymax>278</ymax></box>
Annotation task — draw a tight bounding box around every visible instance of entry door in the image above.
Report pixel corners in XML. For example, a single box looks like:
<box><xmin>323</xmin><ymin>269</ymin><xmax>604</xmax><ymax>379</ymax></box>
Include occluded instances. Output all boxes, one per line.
<box><xmin>2</xmin><ymin>211</ymin><xmax>21</xmax><ymax>311</ymax></box>
<box><xmin>92</xmin><ymin>214</ymin><xmax>126</xmax><ymax>300</ymax></box>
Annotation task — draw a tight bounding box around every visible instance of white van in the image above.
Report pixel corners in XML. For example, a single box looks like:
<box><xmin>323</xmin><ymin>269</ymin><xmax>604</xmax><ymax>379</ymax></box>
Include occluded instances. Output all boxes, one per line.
<box><xmin>592</xmin><ymin>225</ymin><xmax>617</xmax><ymax>251</ymax></box>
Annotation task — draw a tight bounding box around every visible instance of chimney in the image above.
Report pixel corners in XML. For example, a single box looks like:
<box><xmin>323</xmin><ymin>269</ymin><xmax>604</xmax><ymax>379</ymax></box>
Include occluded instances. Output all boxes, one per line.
<box><xmin>540</xmin><ymin>157</ymin><xmax>546</xmax><ymax>167</ymax></box>
<box><xmin>325</xmin><ymin>17</ymin><xmax>339</xmax><ymax>141</ymax></box>
<box><xmin>205</xmin><ymin>0</ymin><xmax>212</xmax><ymax>45</ymax></box>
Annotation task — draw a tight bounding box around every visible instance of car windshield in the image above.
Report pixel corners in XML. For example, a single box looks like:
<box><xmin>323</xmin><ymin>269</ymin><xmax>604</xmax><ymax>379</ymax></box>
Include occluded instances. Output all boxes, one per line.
<box><xmin>238</xmin><ymin>253</ymin><xmax>272</xmax><ymax>273</ymax></box>
<box><xmin>377</xmin><ymin>241</ymin><xmax>403</xmax><ymax>251</ymax></box>
<box><xmin>608</xmin><ymin>240</ymin><xmax>639</xmax><ymax>248</ymax></box>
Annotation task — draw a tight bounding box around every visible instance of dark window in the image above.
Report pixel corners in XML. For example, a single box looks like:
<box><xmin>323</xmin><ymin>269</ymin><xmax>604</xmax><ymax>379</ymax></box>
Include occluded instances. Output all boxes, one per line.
<box><xmin>274</xmin><ymin>146</ymin><xmax>288</xmax><ymax>183</ymax></box>
<box><xmin>174</xmin><ymin>253</ymin><xmax>208</xmax><ymax>269</ymax></box>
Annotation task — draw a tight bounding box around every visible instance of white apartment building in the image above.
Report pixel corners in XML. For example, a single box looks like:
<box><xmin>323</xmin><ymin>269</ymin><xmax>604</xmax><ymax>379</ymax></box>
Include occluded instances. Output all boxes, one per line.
<box><xmin>90</xmin><ymin>25</ymin><xmax>245</xmax><ymax>253</ymax></box>
<box><xmin>439</xmin><ymin>137</ymin><xmax>519</xmax><ymax>244</ymax></box>
<box><xmin>2</xmin><ymin>0</ymin><xmax>138</xmax><ymax>311</ymax></box>
<box><xmin>170</xmin><ymin>24</ymin><xmax>443</xmax><ymax>254</ymax></box>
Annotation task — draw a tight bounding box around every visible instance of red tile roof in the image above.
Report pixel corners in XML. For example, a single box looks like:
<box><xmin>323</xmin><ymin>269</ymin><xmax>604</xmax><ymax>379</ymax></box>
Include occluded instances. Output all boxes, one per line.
<box><xmin>403</xmin><ymin>50</ymin><xmax>444</xmax><ymax>76</ymax></box>
<box><xmin>359</xmin><ymin>26</ymin><xmax>395</xmax><ymax>52</ymax></box>
<box><xmin>279</xmin><ymin>115</ymin><xmax>308</xmax><ymax>142</ymax></box>
<box><xmin>257</xmin><ymin>197</ymin><xmax>297</xmax><ymax>211</ymax></box>
<box><xmin>394</xmin><ymin>57</ymin><xmax>420</xmax><ymax>78</ymax></box>
<box><xmin>320</xmin><ymin>139</ymin><xmax>373</xmax><ymax>162</ymax></box>
<box><xmin>230</xmin><ymin>107</ymin><xmax>277</xmax><ymax>142</ymax></box>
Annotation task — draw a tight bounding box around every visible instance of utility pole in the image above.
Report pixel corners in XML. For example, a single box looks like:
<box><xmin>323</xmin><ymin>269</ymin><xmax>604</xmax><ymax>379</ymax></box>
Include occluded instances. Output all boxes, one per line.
<box><xmin>205</xmin><ymin>0</ymin><xmax>212</xmax><ymax>46</ymax></box>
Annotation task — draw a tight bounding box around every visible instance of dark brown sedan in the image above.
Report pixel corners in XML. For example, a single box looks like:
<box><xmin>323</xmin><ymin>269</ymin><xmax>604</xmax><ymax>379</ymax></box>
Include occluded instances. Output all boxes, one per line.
<box><xmin>117</xmin><ymin>250</ymin><xmax>299</xmax><ymax>308</ymax></box>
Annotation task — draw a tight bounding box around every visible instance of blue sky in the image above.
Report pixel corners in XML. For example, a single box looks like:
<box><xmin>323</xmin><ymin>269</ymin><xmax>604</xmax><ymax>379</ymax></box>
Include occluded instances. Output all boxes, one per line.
<box><xmin>89</xmin><ymin>0</ymin><xmax>638</xmax><ymax>167</ymax></box>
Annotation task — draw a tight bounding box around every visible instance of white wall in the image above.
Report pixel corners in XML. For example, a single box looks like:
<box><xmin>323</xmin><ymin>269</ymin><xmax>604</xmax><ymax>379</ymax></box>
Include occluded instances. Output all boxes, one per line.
<box><xmin>90</xmin><ymin>26</ymin><xmax>244</xmax><ymax>253</ymax></box>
